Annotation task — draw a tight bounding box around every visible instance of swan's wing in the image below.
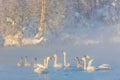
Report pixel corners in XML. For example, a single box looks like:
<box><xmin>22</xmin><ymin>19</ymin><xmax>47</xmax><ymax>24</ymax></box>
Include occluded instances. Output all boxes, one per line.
<box><xmin>17</xmin><ymin>63</ymin><xmax>23</xmax><ymax>67</ymax></box>
<box><xmin>36</xmin><ymin>64</ymin><xmax>45</xmax><ymax>69</ymax></box>
<box><xmin>100</xmin><ymin>64</ymin><xmax>109</xmax><ymax>66</ymax></box>
<box><xmin>88</xmin><ymin>59</ymin><xmax>94</xmax><ymax>66</ymax></box>
<box><xmin>90</xmin><ymin>59</ymin><xmax>94</xmax><ymax>62</ymax></box>
<box><xmin>34</xmin><ymin>67</ymin><xmax>46</xmax><ymax>74</ymax></box>
<box><xmin>98</xmin><ymin>64</ymin><xmax>110</xmax><ymax>67</ymax></box>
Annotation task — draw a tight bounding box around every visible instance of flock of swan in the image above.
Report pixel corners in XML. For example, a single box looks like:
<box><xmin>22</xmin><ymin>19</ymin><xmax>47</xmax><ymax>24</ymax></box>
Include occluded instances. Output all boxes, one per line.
<box><xmin>17</xmin><ymin>51</ymin><xmax>111</xmax><ymax>74</ymax></box>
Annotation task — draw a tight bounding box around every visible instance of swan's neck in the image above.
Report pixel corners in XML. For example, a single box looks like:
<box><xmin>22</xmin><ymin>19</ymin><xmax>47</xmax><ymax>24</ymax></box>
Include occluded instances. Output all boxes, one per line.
<box><xmin>64</xmin><ymin>55</ymin><xmax>66</xmax><ymax>66</ymax></box>
<box><xmin>54</xmin><ymin>57</ymin><xmax>57</xmax><ymax>65</ymax></box>
<box><xmin>44</xmin><ymin>59</ymin><xmax>46</xmax><ymax>67</ymax></box>
<box><xmin>83</xmin><ymin>59</ymin><xmax>87</xmax><ymax>70</ymax></box>
<box><xmin>20</xmin><ymin>59</ymin><xmax>23</xmax><ymax>63</ymax></box>
<box><xmin>25</xmin><ymin>58</ymin><xmax>28</xmax><ymax>64</ymax></box>
<box><xmin>44</xmin><ymin>59</ymin><xmax>49</xmax><ymax>68</ymax></box>
<box><xmin>46</xmin><ymin>59</ymin><xmax>49</xmax><ymax>68</ymax></box>
<box><xmin>76</xmin><ymin>58</ymin><xmax>81</xmax><ymax>65</ymax></box>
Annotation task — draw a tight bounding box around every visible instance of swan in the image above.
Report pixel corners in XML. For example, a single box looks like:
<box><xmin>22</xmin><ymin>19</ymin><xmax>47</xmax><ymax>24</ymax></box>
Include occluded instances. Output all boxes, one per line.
<box><xmin>53</xmin><ymin>54</ymin><xmax>62</xmax><ymax>68</ymax></box>
<box><xmin>34</xmin><ymin>58</ymin><xmax>46</xmax><ymax>74</ymax></box>
<box><xmin>17</xmin><ymin>57</ymin><xmax>24</xmax><ymax>67</ymax></box>
<box><xmin>44</xmin><ymin>56</ymin><xmax>51</xmax><ymax>68</ymax></box>
<box><xmin>62</xmin><ymin>51</ymin><xmax>70</xmax><ymax>68</ymax></box>
<box><xmin>85</xmin><ymin>55</ymin><xmax>96</xmax><ymax>72</ymax></box>
<box><xmin>33</xmin><ymin>56</ymin><xmax>51</xmax><ymax>74</ymax></box>
<box><xmin>97</xmin><ymin>64</ymin><xmax>111</xmax><ymax>70</ymax></box>
<box><xmin>74</xmin><ymin>56</ymin><xmax>83</xmax><ymax>68</ymax></box>
<box><xmin>81</xmin><ymin>56</ymin><xmax>96</xmax><ymax>72</ymax></box>
<box><xmin>24</xmin><ymin>56</ymin><xmax>31</xmax><ymax>67</ymax></box>
<box><xmin>80</xmin><ymin>57</ymin><xmax>87</xmax><ymax>71</ymax></box>
<box><xmin>34</xmin><ymin>59</ymin><xmax>46</xmax><ymax>69</ymax></box>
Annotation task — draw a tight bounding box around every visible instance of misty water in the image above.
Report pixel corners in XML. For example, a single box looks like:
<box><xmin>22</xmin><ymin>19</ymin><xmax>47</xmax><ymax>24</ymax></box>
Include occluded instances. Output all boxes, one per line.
<box><xmin>0</xmin><ymin>41</ymin><xmax>120</xmax><ymax>80</ymax></box>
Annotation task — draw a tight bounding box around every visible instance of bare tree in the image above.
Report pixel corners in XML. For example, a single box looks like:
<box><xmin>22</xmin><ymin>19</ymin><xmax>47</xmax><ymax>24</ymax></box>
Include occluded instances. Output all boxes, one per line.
<box><xmin>35</xmin><ymin>0</ymin><xmax>46</xmax><ymax>39</ymax></box>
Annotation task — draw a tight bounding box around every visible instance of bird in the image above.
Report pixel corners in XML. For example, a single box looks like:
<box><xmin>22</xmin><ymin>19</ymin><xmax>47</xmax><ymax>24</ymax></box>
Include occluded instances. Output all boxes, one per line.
<box><xmin>62</xmin><ymin>51</ymin><xmax>70</xmax><ymax>68</ymax></box>
<box><xmin>17</xmin><ymin>57</ymin><xmax>24</xmax><ymax>67</ymax></box>
<box><xmin>52</xmin><ymin>54</ymin><xmax>62</xmax><ymax>68</ymax></box>
<box><xmin>80</xmin><ymin>55</ymin><xmax>96</xmax><ymax>72</ymax></box>
<box><xmin>80</xmin><ymin>57</ymin><xmax>87</xmax><ymax>71</ymax></box>
<box><xmin>33</xmin><ymin>56</ymin><xmax>51</xmax><ymax>74</ymax></box>
<box><xmin>33</xmin><ymin>59</ymin><xmax>46</xmax><ymax>74</ymax></box>
<box><xmin>24</xmin><ymin>56</ymin><xmax>31</xmax><ymax>67</ymax></box>
<box><xmin>74</xmin><ymin>56</ymin><xmax>83</xmax><ymax>68</ymax></box>
<box><xmin>97</xmin><ymin>64</ymin><xmax>111</xmax><ymax>70</ymax></box>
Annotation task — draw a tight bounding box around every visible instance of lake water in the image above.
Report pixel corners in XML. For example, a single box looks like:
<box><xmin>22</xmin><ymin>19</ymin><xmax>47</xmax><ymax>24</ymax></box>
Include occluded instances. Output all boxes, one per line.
<box><xmin>0</xmin><ymin>64</ymin><xmax>120</xmax><ymax>80</ymax></box>
<box><xmin>0</xmin><ymin>44</ymin><xmax>120</xmax><ymax>80</ymax></box>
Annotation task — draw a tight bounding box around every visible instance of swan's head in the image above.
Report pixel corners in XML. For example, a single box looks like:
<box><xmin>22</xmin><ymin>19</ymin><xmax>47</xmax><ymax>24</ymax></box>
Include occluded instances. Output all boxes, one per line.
<box><xmin>74</xmin><ymin>56</ymin><xmax>79</xmax><ymax>61</ymax></box>
<box><xmin>53</xmin><ymin>54</ymin><xmax>58</xmax><ymax>58</ymax></box>
<box><xmin>84</xmin><ymin>54</ymin><xmax>90</xmax><ymax>59</ymax></box>
<box><xmin>62</xmin><ymin>51</ymin><xmax>66</xmax><ymax>56</ymax></box>
<box><xmin>80</xmin><ymin>57</ymin><xmax>86</xmax><ymax>61</ymax></box>
<box><xmin>46</xmin><ymin>56</ymin><xmax>52</xmax><ymax>61</ymax></box>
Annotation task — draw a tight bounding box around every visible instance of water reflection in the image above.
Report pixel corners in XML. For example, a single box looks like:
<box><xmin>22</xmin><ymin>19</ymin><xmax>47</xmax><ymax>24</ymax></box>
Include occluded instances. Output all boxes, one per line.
<box><xmin>38</xmin><ymin>72</ymin><xmax>49</xmax><ymax>80</ymax></box>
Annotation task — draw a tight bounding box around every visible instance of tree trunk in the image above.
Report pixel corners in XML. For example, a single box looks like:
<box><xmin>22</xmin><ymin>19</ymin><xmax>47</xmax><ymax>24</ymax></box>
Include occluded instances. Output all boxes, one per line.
<box><xmin>35</xmin><ymin>0</ymin><xmax>46</xmax><ymax>39</ymax></box>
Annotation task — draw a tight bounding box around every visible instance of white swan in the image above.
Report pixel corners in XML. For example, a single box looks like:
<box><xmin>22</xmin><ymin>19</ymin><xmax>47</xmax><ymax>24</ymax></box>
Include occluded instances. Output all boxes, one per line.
<box><xmin>74</xmin><ymin>56</ymin><xmax>83</xmax><ymax>68</ymax></box>
<box><xmin>34</xmin><ymin>59</ymin><xmax>46</xmax><ymax>74</ymax></box>
<box><xmin>97</xmin><ymin>64</ymin><xmax>111</xmax><ymax>70</ymax></box>
<box><xmin>80</xmin><ymin>57</ymin><xmax>87</xmax><ymax>71</ymax></box>
<box><xmin>81</xmin><ymin>55</ymin><xmax>96</xmax><ymax>72</ymax></box>
<box><xmin>62</xmin><ymin>51</ymin><xmax>70</xmax><ymax>68</ymax></box>
<box><xmin>53</xmin><ymin>54</ymin><xmax>62</xmax><ymax>68</ymax></box>
<box><xmin>24</xmin><ymin>56</ymin><xmax>31</xmax><ymax>67</ymax></box>
<box><xmin>33</xmin><ymin>56</ymin><xmax>51</xmax><ymax>74</ymax></box>
<box><xmin>17</xmin><ymin>57</ymin><xmax>24</xmax><ymax>67</ymax></box>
